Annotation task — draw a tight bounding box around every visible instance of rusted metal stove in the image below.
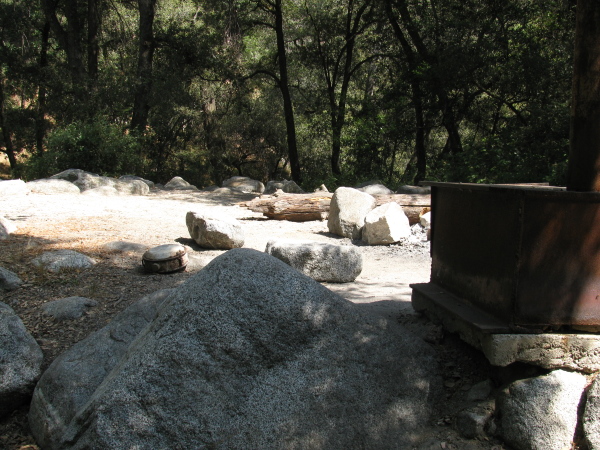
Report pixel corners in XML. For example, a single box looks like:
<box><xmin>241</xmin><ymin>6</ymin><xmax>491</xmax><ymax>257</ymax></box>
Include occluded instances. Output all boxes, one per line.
<box><xmin>412</xmin><ymin>182</ymin><xmax>600</xmax><ymax>335</ymax></box>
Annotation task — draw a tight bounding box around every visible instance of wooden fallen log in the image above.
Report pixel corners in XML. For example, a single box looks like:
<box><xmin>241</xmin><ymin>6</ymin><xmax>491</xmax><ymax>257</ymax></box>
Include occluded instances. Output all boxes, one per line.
<box><xmin>241</xmin><ymin>192</ymin><xmax>430</xmax><ymax>224</ymax></box>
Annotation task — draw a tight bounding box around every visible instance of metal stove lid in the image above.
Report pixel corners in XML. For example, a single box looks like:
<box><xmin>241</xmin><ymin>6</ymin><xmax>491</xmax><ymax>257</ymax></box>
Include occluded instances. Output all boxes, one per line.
<box><xmin>143</xmin><ymin>244</ymin><xmax>187</xmax><ymax>262</ymax></box>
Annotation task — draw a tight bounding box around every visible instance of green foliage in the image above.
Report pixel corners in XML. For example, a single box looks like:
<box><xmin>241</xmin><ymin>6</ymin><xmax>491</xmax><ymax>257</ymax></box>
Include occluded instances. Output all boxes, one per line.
<box><xmin>23</xmin><ymin>120</ymin><xmax>143</xmax><ymax>180</ymax></box>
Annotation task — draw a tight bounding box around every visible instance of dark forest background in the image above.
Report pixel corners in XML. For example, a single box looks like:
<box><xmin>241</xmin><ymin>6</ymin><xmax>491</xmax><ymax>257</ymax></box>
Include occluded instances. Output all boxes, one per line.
<box><xmin>0</xmin><ymin>0</ymin><xmax>575</xmax><ymax>190</ymax></box>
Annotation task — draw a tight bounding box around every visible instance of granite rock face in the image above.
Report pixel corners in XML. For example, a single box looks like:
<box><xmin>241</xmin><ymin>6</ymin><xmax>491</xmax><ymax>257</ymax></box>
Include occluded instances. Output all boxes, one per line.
<box><xmin>29</xmin><ymin>249</ymin><xmax>442</xmax><ymax>449</ymax></box>
<box><xmin>29</xmin><ymin>289</ymin><xmax>174</xmax><ymax>449</ymax></box>
<box><xmin>0</xmin><ymin>303</ymin><xmax>43</xmax><ymax>418</ymax></box>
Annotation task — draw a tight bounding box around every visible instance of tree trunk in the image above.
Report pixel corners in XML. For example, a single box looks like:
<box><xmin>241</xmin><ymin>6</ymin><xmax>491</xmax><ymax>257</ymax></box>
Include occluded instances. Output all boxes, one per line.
<box><xmin>274</xmin><ymin>0</ymin><xmax>302</xmax><ymax>184</ymax></box>
<box><xmin>131</xmin><ymin>0</ymin><xmax>156</xmax><ymax>133</ymax></box>
<box><xmin>36</xmin><ymin>20</ymin><xmax>51</xmax><ymax>155</ymax></box>
<box><xmin>0</xmin><ymin>79</ymin><xmax>17</xmax><ymax>169</ymax></box>
<box><xmin>567</xmin><ymin>0</ymin><xmax>600</xmax><ymax>191</ymax></box>
<box><xmin>87</xmin><ymin>0</ymin><xmax>100</xmax><ymax>83</ymax></box>
<box><xmin>242</xmin><ymin>192</ymin><xmax>430</xmax><ymax>224</ymax></box>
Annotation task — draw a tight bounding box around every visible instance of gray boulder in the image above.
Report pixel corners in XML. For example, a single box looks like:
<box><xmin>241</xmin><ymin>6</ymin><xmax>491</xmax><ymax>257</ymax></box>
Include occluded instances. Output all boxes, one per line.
<box><xmin>264</xmin><ymin>180</ymin><xmax>304</xmax><ymax>195</ymax></box>
<box><xmin>396</xmin><ymin>185</ymin><xmax>431</xmax><ymax>194</ymax></box>
<box><xmin>32</xmin><ymin>250</ymin><xmax>96</xmax><ymax>273</ymax></box>
<box><xmin>497</xmin><ymin>369</ymin><xmax>586</xmax><ymax>450</ymax></box>
<box><xmin>30</xmin><ymin>249</ymin><xmax>441</xmax><ymax>449</ymax></box>
<box><xmin>0</xmin><ymin>215</ymin><xmax>17</xmax><ymax>240</ymax></box>
<box><xmin>119</xmin><ymin>175</ymin><xmax>155</xmax><ymax>189</ymax></box>
<box><xmin>327</xmin><ymin>187</ymin><xmax>376</xmax><ymax>239</ymax></box>
<box><xmin>186</xmin><ymin>211</ymin><xmax>244</xmax><ymax>249</ymax></box>
<box><xmin>0</xmin><ymin>302</ymin><xmax>43</xmax><ymax>418</ymax></box>
<box><xmin>81</xmin><ymin>186</ymin><xmax>120</xmax><ymax>196</ymax></box>
<box><xmin>356</xmin><ymin>183</ymin><xmax>393</xmax><ymax>195</ymax></box>
<box><xmin>362</xmin><ymin>202</ymin><xmax>411</xmax><ymax>245</ymax></box>
<box><xmin>265</xmin><ymin>239</ymin><xmax>362</xmax><ymax>282</ymax></box>
<box><xmin>42</xmin><ymin>297</ymin><xmax>98</xmax><ymax>320</ymax></box>
<box><xmin>0</xmin><ymin>266</ymin><xmax>23</xmax><ymax>291</ymax></box>
<box><xmin>584</xmin><ymin>375</ymin><xmax>600</xmax><ymax>449</ymax></box>
<box><xmin>164</xmin><ymin>176</ymin><xmax>199</xmax><ymax>191</ymax></box>
<box><xmin>222</xmin><ymin>176</ymin><xmax>265</xmax><ymax>194</ymax></box>
<box><xmin>50</xmin><ymin>169</ymin><xmax>149</xmax><ymax>195</ymax></box>
<box><xmin>455</xmin><ymin>400</ymin><xmax>495</xmax><ymax>440</ymax></box>
<box><xmin>26</xmin><ymin>179</ymin><xmax>81</xmax><ymax>195</ymax></box>
<box><xmin>29</xmin><ymin>290</ymin><xmax>173</xmax><ymax>449</ymax></box>
<box><xmin>0</xmin><ymin>179</ymin><xmax>29</xmax><ymax>196</ymax></box>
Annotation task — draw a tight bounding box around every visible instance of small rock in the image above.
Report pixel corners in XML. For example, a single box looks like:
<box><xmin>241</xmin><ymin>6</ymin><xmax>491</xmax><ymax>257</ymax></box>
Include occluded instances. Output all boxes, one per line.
<box><xmin>420</xmin><ymin>211</ymin><xmax>432</xmax><ymax>229</ymax></box>
<box><xmin>42</xmin><ymin>297</ymin><xmax>98</xmax><ymax>320</ymax></box>
<box><xmin>497</xmin><ymin>369</ymin><xmax>586</xmax><ymax>450</ymax></box>
<box><xmin>265</xmin><ymin>239</ymin><xmax>362</xmax><ymax>282</ymax></box>
<box><xmin>103</xmin><ymin>241</ymin><xmax>148</xmax><ymax>253</ymax></box>
<box><xmin>454</xmin><ymin>399</ymin><xmax>495</xmax><ymax>439</ymax></box>
<box><xmin>186</xmin><ymin>211</ymin><xmax>245</xmax><ymax>249</ymax></box>
<box><xmin>0</xmin><ymin>215</ymin><xmax>17</xmax><ymax>239</ymax></box>
<box><xmin>467</xmin><ymin>379</ymin><xmax>493</xmax><ymax>402</ymax></box>
<box><xmin>32</xmin><ymin>249</ymin><xmax>96</xmax><ymax>273</ymax></box>
<box><xmin>0</xmin><ymin>266</ymin><xmax>23</xmax><ymax>291</ymax></box>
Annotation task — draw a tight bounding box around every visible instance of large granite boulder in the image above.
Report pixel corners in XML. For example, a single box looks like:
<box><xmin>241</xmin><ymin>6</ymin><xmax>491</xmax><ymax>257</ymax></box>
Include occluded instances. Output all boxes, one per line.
<box><xmin>265</xmin><ymin>239</ymin><xmax>362</xmax><ymax>282</ymax></box>
<box><xmin>50</xmin><ymin>169</ymin><xmax>149</xmax><ymax>195</ymax></box>
<box><xmin>0</xmin><ymin>302</ymin><xmax>43</xmax><ymax>418</ymax></box>
<box><xmin>222</xmin><ymin>176</ymin><xmax>265</xmax><ymax>194</ymax></box>
<box><xmin>362</xmin><ymin>202</ymin><xmax>411</xmax><ymax>245</ymax></box>
<box><xmin>29</xmin><ymin>249</ymin><xmax>441</xmax><ymax>449</ymax></box>
<box><xmin>29</xmin><ymin>290</ymin><xmax>173</xmax><ymax>449</ymax></box>
<box><xmin>186</xmin><ymin>211</ymin><xmax>245</xmax><ymax>249</ymax></box>
<box><xmin>26</xmin><ymin>179</ymin><xmax>81</xmax><ymax>195</ymax></box>
<box><xmin>327</xmin><ymin>187</ymin><xmax>376</xmax><ymax>239</ymax></box>
<box><xmin>497</xmin><ymin>369</ymin><xmax>586</xmax><ymax>450</ymax></box>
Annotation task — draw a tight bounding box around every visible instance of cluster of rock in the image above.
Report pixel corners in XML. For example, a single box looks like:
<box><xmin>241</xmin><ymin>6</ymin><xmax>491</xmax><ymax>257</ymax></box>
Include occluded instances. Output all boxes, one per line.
<box><xmin>327</xmin><ymin>186</ymin><xmax>430</xmax><ymax>246</ymax></box>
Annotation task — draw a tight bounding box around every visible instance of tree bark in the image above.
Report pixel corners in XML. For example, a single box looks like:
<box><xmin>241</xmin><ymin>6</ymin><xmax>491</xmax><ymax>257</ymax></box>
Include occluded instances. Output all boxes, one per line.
<box><xmin>242</xmin><ymin>192</ymin><xmax>430</xmax><ymax>223</ymax></box>
<box><xmin>36</xmin><ymin>20</ymin><xmax>51</xmax><ymax>155</ymax></box>
<box><xmin>567</xmin><ymin>0</ymin><xmax>600</xmax><ymax>191</ymax></box>
<box><xmin>130</xmin><ymin>0</ymin><xmax>157</xmax><ymax>132</ymax></box>
<box><xmin>0</xmin><ymin>79</ymin><xmax>17</xmax><ymax>169</ymax></box>
<box><xmin>274</xmin><ymin>0</ymin><xmax>302</xmax><ymax>184</ymax></box>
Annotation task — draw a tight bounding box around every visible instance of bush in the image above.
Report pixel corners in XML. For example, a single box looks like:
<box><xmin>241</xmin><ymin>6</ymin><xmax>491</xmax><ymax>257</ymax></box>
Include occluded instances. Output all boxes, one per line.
<box><xmin>23</xmin><ymin>119</ymin><xmax>144</xmax><ymax>180</ymax></box>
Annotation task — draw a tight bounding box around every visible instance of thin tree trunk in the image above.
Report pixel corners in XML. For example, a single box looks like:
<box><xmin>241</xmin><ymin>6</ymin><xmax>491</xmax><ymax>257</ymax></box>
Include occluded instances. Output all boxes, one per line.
<box><xmin>87</xmin><ymin>0</ymin><xmax>100</xmax><ymax>83</ymax></box>
<box><xmin>0</xmin><ymin>79</ymin><xmax>17</xmax><ymax>169</ymax></box>
<box><xmin>274</xmin><ymin>0</ymin><xmax>302</xmax><ymax>183</ymax></box>
<box><xmin>131</xmin><ymin>0</ymin><xmax>156</xmax><ymax>132</ymax></box>
<box><xmin>567</xmin><ymin>0</ymin><xmax>600</xmax><ymax>191</ymax></box>
<box><xmin>36</xmin><ymin>20</ymin><xmax>51</xmax><ymax>155</ymax></box>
